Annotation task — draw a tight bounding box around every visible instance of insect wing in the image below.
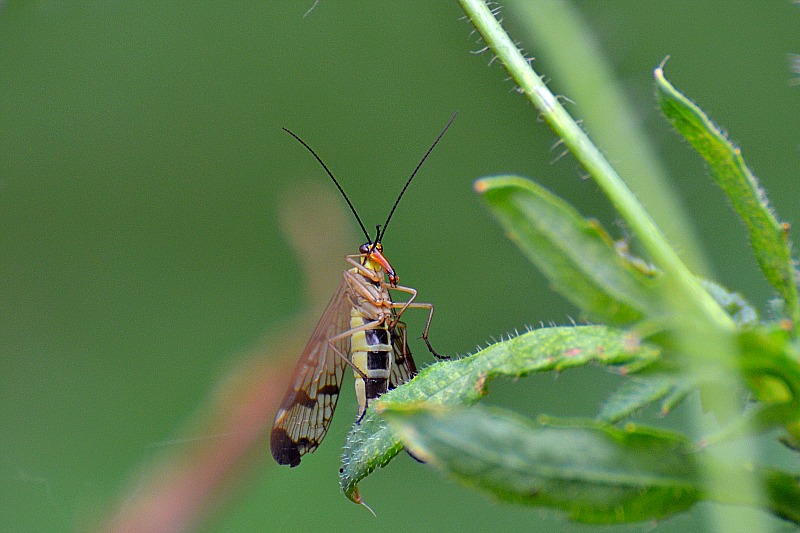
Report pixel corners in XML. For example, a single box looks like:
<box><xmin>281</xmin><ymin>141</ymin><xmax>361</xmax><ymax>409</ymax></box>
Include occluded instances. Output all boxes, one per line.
<box><xmin>271</xmin><ymin>280</ymin><xmax>351</xmax><ymax>467</ymax></box>
<box><xmin>388</xmin><ymin>320</ymin><xmax>418</xmax><ymax>389</ymax></box>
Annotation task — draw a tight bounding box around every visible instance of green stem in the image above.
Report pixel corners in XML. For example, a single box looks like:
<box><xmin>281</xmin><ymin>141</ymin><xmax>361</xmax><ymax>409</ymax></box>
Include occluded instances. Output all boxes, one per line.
<box><xmin>504</xmin><ymin>0</ymin><xmax>707</xmax><ymax>275</ymax></box>
<box><xmin>457</xmin><ymin>0</ymin><xmax>733</xmax><ymax>334</ymax></box>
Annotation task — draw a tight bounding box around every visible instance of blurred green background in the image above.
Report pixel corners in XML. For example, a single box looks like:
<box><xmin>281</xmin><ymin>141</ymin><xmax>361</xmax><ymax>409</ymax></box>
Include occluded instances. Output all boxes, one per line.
<box><xmin>1</xmin><ymin>1</ymin><xmax>798</xmax><ymax>531</ymax></box>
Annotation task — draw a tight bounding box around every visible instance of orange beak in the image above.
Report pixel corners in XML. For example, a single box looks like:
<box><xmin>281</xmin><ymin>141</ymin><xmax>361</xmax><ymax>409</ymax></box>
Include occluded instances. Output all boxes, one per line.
<box><xmin>368</xmin><ymin>248</ymin><xmax>399</xmax><ymax>286</ymax></box>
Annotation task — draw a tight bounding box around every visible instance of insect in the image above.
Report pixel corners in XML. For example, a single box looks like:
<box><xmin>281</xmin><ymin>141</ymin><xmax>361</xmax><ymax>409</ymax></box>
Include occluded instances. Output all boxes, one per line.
<box><xmin>270</xmin><ymin>114</ymin><xmax>456</xmax><ymax>467</ymax></box>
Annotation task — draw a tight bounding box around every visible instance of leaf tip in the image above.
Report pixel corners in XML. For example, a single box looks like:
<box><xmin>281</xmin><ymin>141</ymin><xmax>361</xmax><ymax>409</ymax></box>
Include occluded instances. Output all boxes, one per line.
<box><xmin>655</xmin><ymin>55</ymin><xmax>670</xmax><ymax>75</ymax></box>
<box><xmin>360</xmin><ymin>500</ymin><xmax>377</xmax><ymax>517</ymax></box>
<box><xmin>350</xmin><ymin>487</ymin><xmax>377</xmax><ymax>516</ymax></box>
<box><xmin>347</xmin><ymin>484</ymin><xmax>376</xmax><ymax>514</ymax></box>
<box><xmin>473</xmin><ymin>178</ymin><xmax>490</xmax><ymax>194</ymax></box>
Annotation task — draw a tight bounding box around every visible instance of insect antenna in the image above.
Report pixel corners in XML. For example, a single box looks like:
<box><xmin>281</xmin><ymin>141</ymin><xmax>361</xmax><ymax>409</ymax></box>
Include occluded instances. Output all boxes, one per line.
<box><xmin>378</xmin><ymin>112</ymin><xmax>458</xmax><ymax>243</ymax></box>
<box><xmin>282</xmin><ymin>127</ymin><xmax>372</xmax><ymax>243</ymax></box>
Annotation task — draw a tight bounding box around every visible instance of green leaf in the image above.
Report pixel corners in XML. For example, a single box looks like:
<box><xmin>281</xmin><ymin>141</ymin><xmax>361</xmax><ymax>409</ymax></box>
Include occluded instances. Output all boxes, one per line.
<box><xmin>384</xmin><ymin>405</ymin><xmax>800</xmax><ymax>525</ymax></box>
<box><xmin>383</xmin><ymin>405</ymin><xmax>702</xmax><ymax>524</ymax></box>
<box><xmin>598</xmin><ymin>374</ymin><xmax>685</xmax><ymax>422</ymax></box>
<box><xmin>655</xmin><ymin>66</ymin><xmax>799</xmax><ymax>325</ymax></box>
<box><xmin>340</xmin><ymin>325</ymin><xmax>660</xmax><ymax>503</ymax></box>
<box><xmin>762</xmin><ymin>469</ymin><xmax>800</xmax><ymax>523</ymax></box>
<box><xmin>475</xmin><ymin>175</ymin><xmax>661</xmax><ymax>325</ymax></box>
<box><xmin>735</xmin><ymin>326</ymin><xmax>800</xmax><ymax>439</ymax></box>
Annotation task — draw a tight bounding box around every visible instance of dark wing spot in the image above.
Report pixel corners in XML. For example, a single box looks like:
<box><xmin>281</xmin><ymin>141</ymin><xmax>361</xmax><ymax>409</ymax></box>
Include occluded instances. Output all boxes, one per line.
<box><xmin>270</xmin><ymin>428</ymin><xmax>302</xmax><ymax>467</ymax></box>
<box><xmin>317</xmin><ymin>384</ymin><xmax>340</xmax><ymax>396</ymax></box>
<box><xmin>292</xmin><ymin>389</ymin><xmax>317</xmax><ymax>408</ymax></box>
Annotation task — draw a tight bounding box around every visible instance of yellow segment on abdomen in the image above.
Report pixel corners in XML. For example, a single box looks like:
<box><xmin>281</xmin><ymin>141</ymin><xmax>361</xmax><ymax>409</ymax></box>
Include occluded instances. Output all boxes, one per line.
<box><xmin>350</xmin><ymin>307</ymin><xmax>392</xmax><ymax>417</ymax></box>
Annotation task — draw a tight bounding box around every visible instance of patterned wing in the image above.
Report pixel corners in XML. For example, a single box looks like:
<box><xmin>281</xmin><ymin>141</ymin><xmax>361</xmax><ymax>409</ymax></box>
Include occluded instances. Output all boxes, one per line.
<box><xmin>271</xmin><ymin>280</ymin><xmax>352</xmax><ymax>467</ymax></box>
<box><xmin>388</xmin><ymin>321</ymin><xmax>418</xmax><ymax>389</ymax></box>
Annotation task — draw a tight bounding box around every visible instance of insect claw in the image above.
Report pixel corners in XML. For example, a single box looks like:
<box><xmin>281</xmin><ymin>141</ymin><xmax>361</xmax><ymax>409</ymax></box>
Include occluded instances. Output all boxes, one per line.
<box><xmin>423</xmin><ymin>337</ymin><xmax>450</xmax><ymax>360</ymax></box>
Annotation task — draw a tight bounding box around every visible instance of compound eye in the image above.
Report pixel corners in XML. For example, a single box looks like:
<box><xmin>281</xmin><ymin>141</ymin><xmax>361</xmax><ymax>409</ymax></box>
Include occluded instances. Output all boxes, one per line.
<box><xmin>359</xmin><ymin>243</ymin><xmax>370</xmax><ymax>254</ymax></box>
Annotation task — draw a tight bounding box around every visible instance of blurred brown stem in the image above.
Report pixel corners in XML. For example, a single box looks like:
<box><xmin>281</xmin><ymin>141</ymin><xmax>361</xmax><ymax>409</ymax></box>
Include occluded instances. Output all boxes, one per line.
<box><xmin>98</xmin><ymin>182</ymin><xmax>354</xmax><ymax>532</ymax></box>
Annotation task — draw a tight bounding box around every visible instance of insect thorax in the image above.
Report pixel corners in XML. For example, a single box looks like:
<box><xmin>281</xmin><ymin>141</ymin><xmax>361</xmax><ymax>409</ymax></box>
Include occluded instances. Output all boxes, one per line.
<box><xmin>346</xmin><ymin>265</ymin><xmax>392</xmax><ymax>321</ymax></box>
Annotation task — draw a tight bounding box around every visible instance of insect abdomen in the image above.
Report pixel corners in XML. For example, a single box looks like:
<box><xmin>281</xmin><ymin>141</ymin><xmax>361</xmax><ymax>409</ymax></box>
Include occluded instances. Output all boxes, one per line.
<box><xmin>350</xmin><ymin>309</ymin><xmax>392</xmax><ymax>418</ymax></box>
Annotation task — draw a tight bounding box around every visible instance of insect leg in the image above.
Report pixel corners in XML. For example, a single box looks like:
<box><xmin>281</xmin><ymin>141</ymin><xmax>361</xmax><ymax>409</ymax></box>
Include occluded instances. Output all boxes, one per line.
<box><xmin>388</xmin><ymin>285</ymin><xmax>449</xmax><ymax>360</ymax></box>
<box><xmin>328</xmin><ymin>317</ymin><xmax>392</xmax><ymax>421</ymax></box>
<box><xmin>387</xmin><ymin>283</ymin><xmax>418</xmax><ymax>322</ymax></box>
<box><xmin>343</xmin><ymin>269</ymin><xmax>385</xmax><ymax>310</ymax></box>
<box><xmin>345</xmin><ymin>254</ymin><xmax>382</xmax><ymax>283</ymax></box>
<box><xmin>326</xmin><ymin>318</ymin><xmax>385</xmax><ymax>380</ymax></box>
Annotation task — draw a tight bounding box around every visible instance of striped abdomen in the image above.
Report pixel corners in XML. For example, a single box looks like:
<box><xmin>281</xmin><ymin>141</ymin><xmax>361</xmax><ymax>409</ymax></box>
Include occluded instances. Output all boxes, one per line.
<box><xmin>349</xmin><ymin>307</ymin><xmax>392</xmax><ymax>418</ymax></box>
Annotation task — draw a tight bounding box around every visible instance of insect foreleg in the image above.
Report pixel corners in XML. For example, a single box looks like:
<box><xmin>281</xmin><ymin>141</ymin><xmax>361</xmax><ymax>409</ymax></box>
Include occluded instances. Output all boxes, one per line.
<box><xmin>343</xmin><ymin>270</ymin><xmax>385</xmax><ymax>312</ymax></box>
<box><xmin>345</xmin><ymin>254</ymin><xmax>381</xmax><ymax>283</ymax></box>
